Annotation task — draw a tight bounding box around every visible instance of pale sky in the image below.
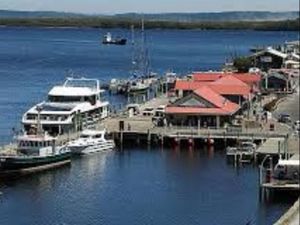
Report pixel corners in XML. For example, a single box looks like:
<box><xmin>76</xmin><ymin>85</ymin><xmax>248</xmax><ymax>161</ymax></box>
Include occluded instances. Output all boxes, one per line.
<box><xmin>0</xmin><ymin>0</ymin><xmax>299</xmax><ymax>14</ymax></box>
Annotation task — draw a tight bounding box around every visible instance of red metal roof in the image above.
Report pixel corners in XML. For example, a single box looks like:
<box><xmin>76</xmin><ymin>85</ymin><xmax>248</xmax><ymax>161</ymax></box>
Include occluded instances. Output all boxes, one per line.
<box><xmin>192</xmin><ymin>72</ymin><xmax>261</xmax><ymax>85</ymax></box>
<box><xmin>166</xmin><ymin>86</ymin><xmax>240</xmax><ymax>115</ymax></box>
<box><xmin>175</xmin><ymin>76</ymin><xmax>252</xmax><ymax>98</ymax></box>
<box><xmin>192</xmin><ymin>72</ymin><xmax>223</xmax><ymax>82</ymax></box>
<box><xmin>210</xmin><ymin>75</ymin><xmax>252</xmax><ymax>98</ymax></box>
<box><xmin>175</xmin><ymin>80</ymin><xmax>206</xmax><ymax>90</ymax></box>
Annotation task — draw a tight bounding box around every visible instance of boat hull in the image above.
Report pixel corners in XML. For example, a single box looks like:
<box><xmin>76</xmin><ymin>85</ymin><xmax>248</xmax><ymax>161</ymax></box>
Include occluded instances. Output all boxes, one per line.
<box><xmin>69</xmin><ymin>142</ymin><xmax>115</xmax><ymax>155</ymax></box>
<box><xmin>0</xmin><ymin>152</ymin><xmax>71</xmax><ymax>176</ymax></box>
<box><xmin>102</xmin><ymin>39</ymin><xmax>127</xmax><ymax>45</ymax></box>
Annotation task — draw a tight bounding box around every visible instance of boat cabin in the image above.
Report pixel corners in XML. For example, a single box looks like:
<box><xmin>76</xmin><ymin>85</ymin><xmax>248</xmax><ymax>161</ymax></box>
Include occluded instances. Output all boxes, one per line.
<box><xmin>17</xmin><ymin>135</ymin><xmax>56</xmax><ymax>156</ymax></box>
<box><xmin>79</xmin><ymin>130</ymin><xmax>106</xmax><ymax>140</ymax></box>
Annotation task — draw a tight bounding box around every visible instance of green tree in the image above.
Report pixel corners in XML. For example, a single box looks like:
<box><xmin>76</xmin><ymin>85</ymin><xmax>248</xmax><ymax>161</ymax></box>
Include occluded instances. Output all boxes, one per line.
<box><xmin>233</xmin><ymin>56</ymin><xmax>253</xmax><ymax>72</ymax></box>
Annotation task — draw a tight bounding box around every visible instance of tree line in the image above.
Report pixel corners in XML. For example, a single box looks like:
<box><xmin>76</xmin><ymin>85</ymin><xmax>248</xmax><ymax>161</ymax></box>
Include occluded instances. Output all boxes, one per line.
<box><xmin>0</xmin><ymin>17</ymin><xmax>299</xmax><ymax>31</ymax></box>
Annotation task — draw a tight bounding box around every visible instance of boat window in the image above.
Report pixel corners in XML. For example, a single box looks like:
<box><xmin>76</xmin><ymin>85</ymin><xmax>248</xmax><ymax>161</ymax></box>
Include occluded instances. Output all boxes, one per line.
<box><xmin>48</xmin><ymin>95</ymin><xmax>82</xmax><ymax>102</ymax></box>
<box><xmin>94</xmin><ymin>134</ymin><xmax>103</xmax><ymax>138</ymax></box>
<box><xmin>18</xmin><ymin>141</ymin><xmax>24</xmax><ymax>147</ymax></box>
<box><xmin>80</xmin><ymin>135</ymin><xmax>90</xmax><ymax>138</ymax></box>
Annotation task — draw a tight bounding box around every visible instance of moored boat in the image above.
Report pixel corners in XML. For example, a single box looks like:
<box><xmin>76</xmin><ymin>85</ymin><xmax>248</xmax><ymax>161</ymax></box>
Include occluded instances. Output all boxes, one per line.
<box><xmin>22</xmin><ymin>77</ymin><xmax>109</xmax><ymax>136</ymax></box>
<box><xmin>127</xmin><ymin>80</ymin><xmax>149</xmax><ymax>93</ymax></box>
<box><xmin>67</xmin><ymin>129</ymin><xmax>115</xmax><ymax>154</ymax></box>
<box><xmin>0</xmin><ymin>133</ymin><xmax>70</xmax><ymax>176</ymax></box>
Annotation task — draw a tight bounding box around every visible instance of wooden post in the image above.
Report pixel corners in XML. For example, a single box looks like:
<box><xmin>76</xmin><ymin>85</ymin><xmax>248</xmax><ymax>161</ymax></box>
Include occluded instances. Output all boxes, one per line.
<box><xmin>120</xmin><ymin>131</ymin><xmax>123</xmax><ymax>151</ymax></box>
<box><xmin>147</xmin><ymin>129</ymin><xmax>151</xmax><ymax>146</ymax></box>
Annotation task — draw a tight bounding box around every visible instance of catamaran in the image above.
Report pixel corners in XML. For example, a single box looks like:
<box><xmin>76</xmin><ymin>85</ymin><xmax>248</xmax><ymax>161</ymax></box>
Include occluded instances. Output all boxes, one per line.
<box><xmin>22</xmin><ymin>77</ymin><xmax>109</xmax><ymax>136</ymax></box>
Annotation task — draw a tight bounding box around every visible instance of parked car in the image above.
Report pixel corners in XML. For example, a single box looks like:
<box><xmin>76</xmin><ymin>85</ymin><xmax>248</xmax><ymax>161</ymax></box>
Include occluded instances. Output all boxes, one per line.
<box><xmin>142</xmin><ymin>107</ymin><xmax>154</xmax><ymax>116</ymax></box>
<box><xmin>278</xmin><ymin>114</ymin><xmax>292</xmax><ymax>123</ymax></box>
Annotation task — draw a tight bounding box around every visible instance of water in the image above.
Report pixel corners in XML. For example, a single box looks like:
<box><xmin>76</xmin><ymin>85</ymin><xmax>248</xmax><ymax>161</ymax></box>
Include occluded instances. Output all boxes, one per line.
<box><xmin>0</xmin><ymin>27</ymin><xmax>298</xmax><ymax>225</ymax></box>
<box><xmin>0</xmin><ymin>148</ymin><xmax>296</xmax><ymax>225</ymax></box>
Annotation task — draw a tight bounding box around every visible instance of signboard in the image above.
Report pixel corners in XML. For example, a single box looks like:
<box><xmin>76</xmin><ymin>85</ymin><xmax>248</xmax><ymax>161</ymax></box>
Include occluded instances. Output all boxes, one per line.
<box><xmin>260</xmin><ymin>56</ymin><xmax>272</xmax><ymax>63</ymax></box>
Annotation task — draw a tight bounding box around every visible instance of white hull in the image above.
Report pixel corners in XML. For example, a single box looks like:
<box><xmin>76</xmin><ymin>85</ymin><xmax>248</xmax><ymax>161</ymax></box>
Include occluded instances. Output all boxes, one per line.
<box><xmin>70</xmin><ymin>140</ymin><xmax>115</xmax><ymax>155</ymax></box>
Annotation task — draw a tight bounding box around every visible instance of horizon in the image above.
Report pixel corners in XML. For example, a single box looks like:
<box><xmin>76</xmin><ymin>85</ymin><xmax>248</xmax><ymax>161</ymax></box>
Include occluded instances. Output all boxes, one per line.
<box><xmin>0</xmin><ymin>0</ymin><xmax>299</xmax><ymax>14</ymax></box>
<box><xmin>0</xmin><ymin>9</ymin><xmax>299</xmax><ymax>15</ymax></box>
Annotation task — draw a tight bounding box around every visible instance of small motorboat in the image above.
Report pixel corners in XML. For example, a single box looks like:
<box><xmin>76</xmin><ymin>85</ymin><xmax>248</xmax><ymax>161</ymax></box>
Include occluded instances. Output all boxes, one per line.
<box><xmin>102</xmin><ymin>32</ymin><xmax>127</xmax><ymax>45</ymax></box>
<box><xmin>67</xmin><ymin>129</ymin><xmax>115</xmax><ymax>154</ymax></box>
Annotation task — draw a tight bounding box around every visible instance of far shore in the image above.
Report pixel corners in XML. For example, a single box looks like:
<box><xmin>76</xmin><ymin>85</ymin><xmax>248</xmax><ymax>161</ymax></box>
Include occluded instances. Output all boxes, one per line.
<box><xmin>0</xmin><ymin>18</ymin><xmax>299</xmax><ymax>31</ymax></box>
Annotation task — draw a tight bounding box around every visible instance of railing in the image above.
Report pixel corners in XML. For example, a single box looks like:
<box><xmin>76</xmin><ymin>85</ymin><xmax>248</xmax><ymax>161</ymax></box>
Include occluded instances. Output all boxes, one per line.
<box><xmin>150</xmin><ymin>126</ymin><xmax>287</xmax><ymax>139</ymax></box>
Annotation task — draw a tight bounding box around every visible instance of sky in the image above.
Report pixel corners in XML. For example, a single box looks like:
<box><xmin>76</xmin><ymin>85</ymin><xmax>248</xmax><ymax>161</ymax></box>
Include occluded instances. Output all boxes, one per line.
<box><xmin>0</xmin><ymin>0</ymin><xmax>299</xmax><ymax>14</ymax></box>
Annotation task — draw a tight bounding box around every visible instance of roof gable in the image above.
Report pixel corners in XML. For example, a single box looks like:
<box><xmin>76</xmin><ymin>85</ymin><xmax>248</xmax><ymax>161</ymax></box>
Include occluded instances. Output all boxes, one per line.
<box><xmin>174</xmin><ymin>92</ymin><xmax>214</xmax><ymax>108</ymax></box>
<box><xmin>252</xmin><ymin>47</ymin><xmax>287</xmax><ymax>59</ymax></box>
<box><xmin>213</xmin><ymin>74</ymin><xmax>249</xmax><ymax>87</ymax></box>
<box><xmin>193</xmin><ymin>86</ymin><xmax>227</xmax><ymax>108</ymax></box>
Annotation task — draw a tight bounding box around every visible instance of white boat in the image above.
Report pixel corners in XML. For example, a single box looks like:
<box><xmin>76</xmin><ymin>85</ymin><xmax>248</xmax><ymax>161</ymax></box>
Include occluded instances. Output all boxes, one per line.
<box><xmin>226</xmin><ymin>141</ymin><xmax>257</xmax><ymax>162</ymax></box>
<box><xmin>67</xmin><ymin>129</ymin><xmax>115</xmax><ymax>154</ymax></box>
<box><xmin>128</xmin><ymin>80</ymin><xmax>149</xmax><ymax>93</ymax></box>
<box><xmin>22</xmin><ymin>77</ymin><xmax>109</xmax><ymax>136</ymax></box>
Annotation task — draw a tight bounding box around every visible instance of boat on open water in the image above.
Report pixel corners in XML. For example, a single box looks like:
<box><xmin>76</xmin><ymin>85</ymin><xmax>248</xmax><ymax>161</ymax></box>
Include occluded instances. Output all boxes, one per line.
<box><xmin>102</xmin><ymin>32</ymin><xmax>127</xmax><ymax>45</ymax></box>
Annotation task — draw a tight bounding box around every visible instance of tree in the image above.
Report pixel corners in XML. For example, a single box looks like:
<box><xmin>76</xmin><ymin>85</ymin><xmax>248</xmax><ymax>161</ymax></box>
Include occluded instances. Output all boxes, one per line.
<box><xmin>233</xmin><ymin>56</ymin><xmax>253</xmax><ymax>72</ymax></box>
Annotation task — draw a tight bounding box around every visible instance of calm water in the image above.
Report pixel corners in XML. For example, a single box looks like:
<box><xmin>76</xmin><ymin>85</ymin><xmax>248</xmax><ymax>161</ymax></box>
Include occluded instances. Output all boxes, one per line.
<box><xmin>0</xmin><ymin>27</ymin><xmax>298</xmax><ymax>225</ymax></box>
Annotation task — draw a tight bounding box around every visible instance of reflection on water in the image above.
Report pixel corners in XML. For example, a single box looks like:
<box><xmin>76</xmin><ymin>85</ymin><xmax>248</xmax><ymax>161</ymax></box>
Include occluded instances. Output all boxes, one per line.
<box><xmin>0</xmin><ymin>148</ymin><xmax>297</xmax><ymax>225</ymax></box>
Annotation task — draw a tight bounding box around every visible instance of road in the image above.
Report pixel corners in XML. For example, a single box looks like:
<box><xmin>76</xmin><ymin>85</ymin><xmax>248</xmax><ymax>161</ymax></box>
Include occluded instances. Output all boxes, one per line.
<box><xmin>274</xmin><ymin>87</ymin><xmax>300</xmax><ymax>123</ymax></box>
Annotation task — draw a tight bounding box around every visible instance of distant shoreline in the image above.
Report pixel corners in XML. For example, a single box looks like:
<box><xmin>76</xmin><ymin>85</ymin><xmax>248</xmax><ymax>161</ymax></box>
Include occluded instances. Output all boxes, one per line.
<box><xmin>0</xmin><ymin>18</ymin><xmax>299</xmax><ymax>31</ymax></box>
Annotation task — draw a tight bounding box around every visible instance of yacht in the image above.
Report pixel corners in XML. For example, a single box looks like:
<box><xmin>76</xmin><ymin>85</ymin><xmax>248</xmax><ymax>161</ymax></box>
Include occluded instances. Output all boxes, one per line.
<box><xmin>0</xmin><ymin>108</ymin><xmax>71</xmax><ymax>176</ymax></box>
<box><xmin>67</xmin><ymin>129</ymin><xmax>115</xmax><ymax>154</ymax></box>
<box><xmin>22</xmin><ymin>77</ymin><xmax>109</xmax><ymax>136</ymax></box>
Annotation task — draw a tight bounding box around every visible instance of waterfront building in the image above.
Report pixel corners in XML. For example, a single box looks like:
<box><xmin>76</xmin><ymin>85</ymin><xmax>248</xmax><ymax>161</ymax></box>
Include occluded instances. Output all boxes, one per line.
<box><xmin>262</xmin><ymin>70</ymin><xmax>297</xmax><ymax>93</ymax></box>
<box><xmin>175</xmin><ymin>73</ymin><xmax>260</xmax><ymax>107</ymax></box>
<box><xmin>22</xmin><ymin>77</ymin><xmax>109</xmax><ymax>136</ymax></box>
<box><xmin>250</xmin><ymin>47</ymin><xmax>288</xmax><ymax>71</ymax></box>
<box><xmin>165</xmin><ymin>86</ymin><xmax>240</xmax><ymax>128</ymax></box>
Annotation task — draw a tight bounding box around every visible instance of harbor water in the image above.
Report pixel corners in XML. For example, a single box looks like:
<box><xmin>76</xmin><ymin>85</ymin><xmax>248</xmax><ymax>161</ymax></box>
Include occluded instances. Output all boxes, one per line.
<box><xmin>0</xmin><ymin>27</ymin><xmax>298</xmax><ymax>225</ymax></box>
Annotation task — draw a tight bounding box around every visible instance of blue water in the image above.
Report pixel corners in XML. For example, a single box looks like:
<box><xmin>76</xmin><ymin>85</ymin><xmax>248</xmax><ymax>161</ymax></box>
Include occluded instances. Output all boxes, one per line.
<box><xmin>0</xmin><ymin>27</ymin><xmax>298</xmax><ymax>225</ymax></box>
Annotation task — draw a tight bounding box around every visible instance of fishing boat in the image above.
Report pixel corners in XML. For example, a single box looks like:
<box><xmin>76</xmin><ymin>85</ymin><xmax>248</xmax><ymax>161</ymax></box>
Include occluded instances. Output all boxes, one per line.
<box><xmin>67</xmin><ymin>129</ymin><xmax>115</xmax><ymax>154</ymax></box>
<box><xmin>102</xmin><ymin>32</ymin><xmax>127</xmax><ymax>45</ymax></box>
<box><xmin>0</xmin><ymin>106</ymin><xmax>71</xmax><ymax>176</ymax></box>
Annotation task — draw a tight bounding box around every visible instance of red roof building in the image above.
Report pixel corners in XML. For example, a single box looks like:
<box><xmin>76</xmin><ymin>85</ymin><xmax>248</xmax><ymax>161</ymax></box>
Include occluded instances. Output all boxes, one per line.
<box><xmin>192</xmin><ymin>72</ymin><xmax>261</xmax><ymax>87</ymax></box>
<box><xmin>175</xmin><ymin>75</ymin><xmax>254</xmax><ymax>104</ymax></box>
<box><xmin>165</xmin><ymin>86</ymin><xmax>240</xmax><ymax>128</ymax></box>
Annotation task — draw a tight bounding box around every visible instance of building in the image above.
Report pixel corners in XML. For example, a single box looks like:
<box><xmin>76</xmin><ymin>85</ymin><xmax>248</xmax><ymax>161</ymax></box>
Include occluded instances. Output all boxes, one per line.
<box><xmin>262</xmin><ymin>70</ymin><xmax>296</xmax><ymax>93</ymax></box>
<box><xmin>175</xmin><ymin>73</ymin><xmax>258</xmax><ymax>106</ymax></box>
<box><xmin>250</xmin><ymin>47</ymin><xmax>288</xmax><ymax>71</ymax></box>
<box><xmin>165</xmin><ymin>86</ymin><xmax>240</xmax><ymax>128</ymax></box>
